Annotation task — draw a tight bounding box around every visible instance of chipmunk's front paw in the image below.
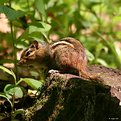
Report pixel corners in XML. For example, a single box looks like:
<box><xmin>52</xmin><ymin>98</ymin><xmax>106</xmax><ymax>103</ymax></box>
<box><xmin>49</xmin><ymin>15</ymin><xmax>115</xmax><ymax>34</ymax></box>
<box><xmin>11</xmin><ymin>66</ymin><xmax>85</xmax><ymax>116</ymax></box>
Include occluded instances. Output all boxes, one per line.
<box><xmin>48</xmin><ymin>69</ymin><xmax>60</xmax><ymax>74</ymax></box>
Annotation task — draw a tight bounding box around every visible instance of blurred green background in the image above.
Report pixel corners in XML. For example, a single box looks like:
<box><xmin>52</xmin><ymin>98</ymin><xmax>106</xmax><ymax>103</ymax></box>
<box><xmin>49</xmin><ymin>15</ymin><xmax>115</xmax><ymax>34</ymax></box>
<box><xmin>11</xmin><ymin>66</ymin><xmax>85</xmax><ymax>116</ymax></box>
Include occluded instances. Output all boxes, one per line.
<box><xmin>0</xmin><ymin>0</ymin><xmax>121</xmax><ymax>69</ymax></box>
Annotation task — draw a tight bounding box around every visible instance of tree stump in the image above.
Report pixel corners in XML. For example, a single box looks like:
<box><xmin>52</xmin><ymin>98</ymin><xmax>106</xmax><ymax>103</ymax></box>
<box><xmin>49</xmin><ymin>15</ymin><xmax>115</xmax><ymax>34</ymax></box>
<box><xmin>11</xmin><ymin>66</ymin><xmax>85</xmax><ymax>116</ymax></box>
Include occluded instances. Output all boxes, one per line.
<box><xmin>23</xmin><ymin>71</ymin><xmax>121</xmax><ymax>121</ymax></box>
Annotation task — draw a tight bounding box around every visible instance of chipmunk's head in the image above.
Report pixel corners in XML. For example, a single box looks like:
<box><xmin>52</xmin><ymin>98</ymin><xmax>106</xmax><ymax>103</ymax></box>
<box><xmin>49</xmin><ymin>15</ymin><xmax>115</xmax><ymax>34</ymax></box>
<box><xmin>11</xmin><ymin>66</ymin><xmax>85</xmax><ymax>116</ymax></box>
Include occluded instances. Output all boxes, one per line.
<box><xmin>19</xmin><ymin>40</ymin><xmax>40</xmax><ymax>64</ymax></box>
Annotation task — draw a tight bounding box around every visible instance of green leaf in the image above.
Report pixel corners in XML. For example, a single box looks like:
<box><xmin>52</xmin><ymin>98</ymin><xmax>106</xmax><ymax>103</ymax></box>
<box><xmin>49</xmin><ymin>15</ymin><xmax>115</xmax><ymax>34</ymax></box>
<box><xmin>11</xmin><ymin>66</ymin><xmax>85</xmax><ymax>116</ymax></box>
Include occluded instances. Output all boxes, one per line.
<box><xmin>35</xmin><ymin>0</ymin><xmax>46</xmax><ymax>17</ymax></box>
<box><xmin>86</xmin><ymin>49</ymin><xmax>94</xmax><ymax>61</ymax></box>
<box><xmin>17</xmin><ymin>78</ymin><xmax>43</xmax><ymax>90</ymax></box>
<box><xmin>114</xmin><ymin>44</ymin><xmax>121</xmax><ymax>63</ymax></box>
<box><xmin>82</xmin><ymin>0</ymin><xmax>102</xmax><ymax>8</ymax></box>
<box><xmin>29</xmin><ymin>22</ymin><xmax>51</xmax><ymax>41</ymax></box>
<box><xmin>29</xmin><ymin>22</ymin><xmax>51</xmax><ymax>33</ymax></box>
<box><xmin>0</xmin><ymin>93</ymin><xmax>13</xmax><ymax>108</ymax></box>
<box><xmin>97</xmin><ymin>58</ymin><xmax>108</xmax><ymax>66</ymax></box>
<box><xmin>11</xmin><ymin>70</ymin><xmax>16</xmax><ymax>82</ymax></box>
<box><xmin>17</xmin><ymin>22</ymin><xmax>51</xmax><ymax>42</ymax></box>
<box><xmin>4</xmin><ymin>84</ymin><xmax>23</xmax><ymax>98</ymax></box>
<box><xmin>0</xmin><ymin>66</ymin><xmax>12</xmax><ymax>75</ymax></box>
<box><xmin>0</xmin><ymin>0</ymin><xmax>9</xmax><ymax>5</ymax></box>
<box><xmin>0</xmin><ymin>6</ymin><xmax>24</xmax><ymax>21</ymax></box>
<box><xmin>0</xmin><ymin>66</ymin><xmax>16</xmax><ymax>81</ymax></box>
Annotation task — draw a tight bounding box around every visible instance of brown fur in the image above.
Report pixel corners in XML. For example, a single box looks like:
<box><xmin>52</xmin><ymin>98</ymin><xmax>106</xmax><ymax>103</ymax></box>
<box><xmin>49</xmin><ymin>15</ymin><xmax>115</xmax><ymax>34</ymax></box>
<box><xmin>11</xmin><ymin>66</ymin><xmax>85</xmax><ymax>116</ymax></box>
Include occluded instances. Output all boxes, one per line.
<box><xmin>19</xmin><ymin>37</ymin><xmax>95</xmax><ymax>79</ymax></box>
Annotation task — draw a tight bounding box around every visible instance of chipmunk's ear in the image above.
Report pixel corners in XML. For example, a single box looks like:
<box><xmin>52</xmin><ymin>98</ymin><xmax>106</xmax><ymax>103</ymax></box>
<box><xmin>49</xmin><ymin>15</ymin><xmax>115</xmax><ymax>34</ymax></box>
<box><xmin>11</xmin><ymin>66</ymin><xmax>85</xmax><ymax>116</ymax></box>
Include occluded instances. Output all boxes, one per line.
<box><xmin>30</xmin><ymin>40</ymin><xmax>39</xmax><ymax>49</ymax></box>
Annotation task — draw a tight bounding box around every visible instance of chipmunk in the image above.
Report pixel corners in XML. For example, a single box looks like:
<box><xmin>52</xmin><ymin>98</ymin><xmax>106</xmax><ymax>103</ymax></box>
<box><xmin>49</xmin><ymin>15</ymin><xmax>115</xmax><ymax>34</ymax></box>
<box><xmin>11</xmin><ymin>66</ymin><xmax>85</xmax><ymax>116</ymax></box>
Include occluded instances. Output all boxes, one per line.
<box><xmin>19</xmin><ymin>37</ymin><xmax>96</xmax><ymax>80</ymax></box>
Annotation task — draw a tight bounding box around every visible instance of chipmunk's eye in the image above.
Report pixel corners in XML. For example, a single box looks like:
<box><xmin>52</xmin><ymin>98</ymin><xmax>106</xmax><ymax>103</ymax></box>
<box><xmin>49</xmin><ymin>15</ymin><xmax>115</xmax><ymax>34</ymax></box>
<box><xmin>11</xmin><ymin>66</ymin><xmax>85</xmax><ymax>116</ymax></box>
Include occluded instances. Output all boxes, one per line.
<box><xmin>30</xmin><ymin>44</ymin><xmax>35</xmax><ymax>48</ymax></box>
<box><xmin>25</xmin><ymin>50</ymin><xmax>32</xmax><ymax>56</ymax></box>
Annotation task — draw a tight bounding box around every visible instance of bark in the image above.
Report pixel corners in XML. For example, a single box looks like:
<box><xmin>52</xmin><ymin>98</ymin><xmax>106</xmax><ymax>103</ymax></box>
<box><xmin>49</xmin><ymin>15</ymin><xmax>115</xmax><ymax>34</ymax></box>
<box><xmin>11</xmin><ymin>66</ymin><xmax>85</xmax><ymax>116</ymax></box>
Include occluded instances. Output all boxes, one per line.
<box><xmin>23</xmin><ymin>69</ymin><xmax>121</xmax><ymax>121</ymax></box>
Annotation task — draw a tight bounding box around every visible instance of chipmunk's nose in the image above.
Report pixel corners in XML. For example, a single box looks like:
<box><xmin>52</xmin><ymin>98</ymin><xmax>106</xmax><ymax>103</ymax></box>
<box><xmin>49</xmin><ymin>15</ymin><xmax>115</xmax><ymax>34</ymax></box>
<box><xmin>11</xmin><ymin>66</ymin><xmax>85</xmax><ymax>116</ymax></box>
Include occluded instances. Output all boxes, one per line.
<box><xmin>17</xmin><ymin>58</ymin><xmax>26</xmax><ymax>65</ymax></box>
